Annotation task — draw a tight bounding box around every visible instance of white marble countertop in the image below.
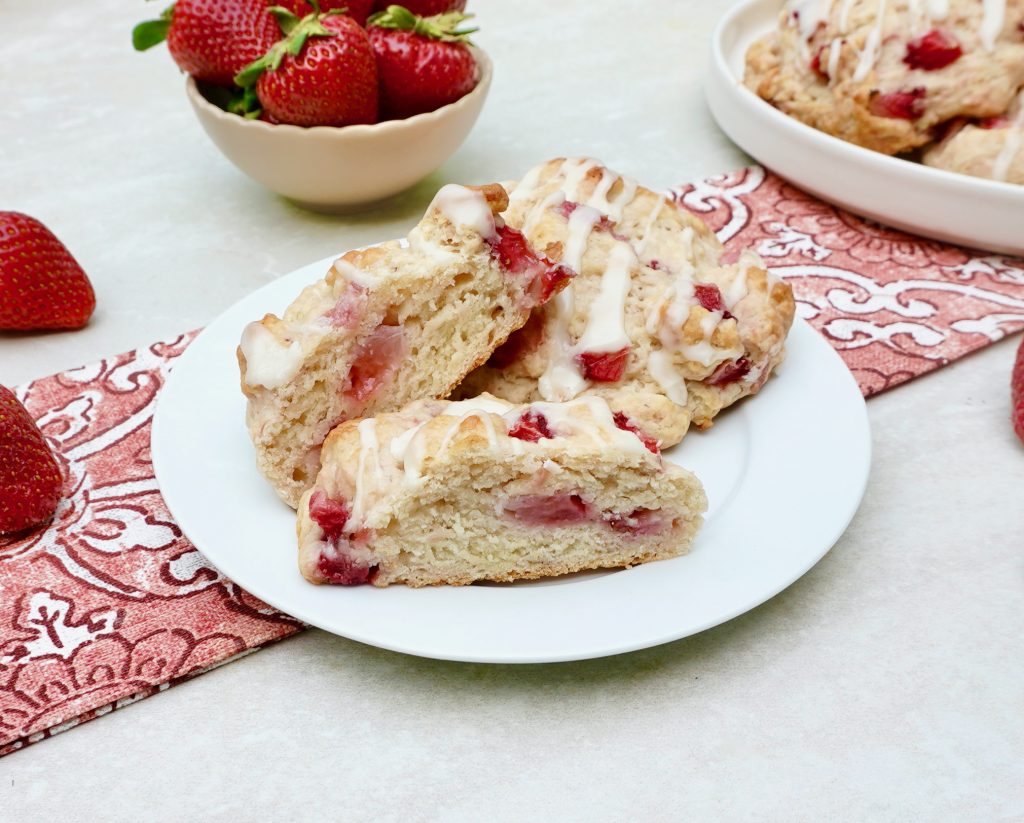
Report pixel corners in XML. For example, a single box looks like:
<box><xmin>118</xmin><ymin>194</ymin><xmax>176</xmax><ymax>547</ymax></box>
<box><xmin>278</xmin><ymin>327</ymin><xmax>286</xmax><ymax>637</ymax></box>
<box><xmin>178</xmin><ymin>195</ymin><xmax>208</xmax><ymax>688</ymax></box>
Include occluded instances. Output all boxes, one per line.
<box><xmin>2</xmin><ymin>0</ymin><xmax>1022</xmax><ymax>819</ymax></box>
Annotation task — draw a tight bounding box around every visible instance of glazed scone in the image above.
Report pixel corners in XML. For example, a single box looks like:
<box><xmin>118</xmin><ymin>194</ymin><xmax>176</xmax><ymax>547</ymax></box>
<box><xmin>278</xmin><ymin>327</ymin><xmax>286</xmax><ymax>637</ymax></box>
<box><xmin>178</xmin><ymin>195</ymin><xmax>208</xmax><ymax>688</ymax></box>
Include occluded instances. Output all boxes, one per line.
<box><xmin>457</xmin><ymin>158</ymin><xmax>796</xmax><ymax>448</ymax></box>
<box><xmin>923</xmin><ymin>89</ymin><xmax>1024</xmax><ymax>182</ymax></box>
<box><xmin>238</xmin><ymin>183</ymin><xmax>572</xmax><ymax>507</ymax></box>
<box><xmin>296</xmin><ymin>394</ymin><xmax>707</xmax><ymax>587</ymax></box>
<box><xmin>745</xmin><ymin>0</ymin><xmax>1024</xmax><ymax>155</ymax></box>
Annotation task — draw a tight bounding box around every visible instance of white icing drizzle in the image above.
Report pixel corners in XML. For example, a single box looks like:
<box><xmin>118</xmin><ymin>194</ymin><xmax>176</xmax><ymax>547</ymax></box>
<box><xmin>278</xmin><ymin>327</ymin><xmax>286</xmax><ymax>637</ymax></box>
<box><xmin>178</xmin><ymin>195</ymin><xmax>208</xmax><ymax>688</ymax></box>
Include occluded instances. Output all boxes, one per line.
<box><xmin>429</xmin><ymin>184</ymin><xmax>496</xmax><ymax>240</ymax></box>
<box><xmin>538</xmin><ymin>288</ymin><xmax>589</xmax><ymax>402</ymax></box>
<box><xmin>520</xmin><ymin>190</ymin><xmax>565</xmax><ymax>238</ymax></box>
<box><xmin>647</xmin><ymin>350</ymin><xmax>689</xmax><ymax>406</ymax></box>
<box><xmin>239</xmin><ymin>322</ymin><xmax>303</xmax><ymax>389</ymax></box>
<box><xmin>332</xmin><ymin>257</ymin><xmax>377</xmax><ymax>287</ymax></box>
<box><xmin>508</xmin><ymin>163</ymin><xmax>545</xmax><ymax>203</ymax></box>
<box><xmin>837</xmin><ymin>0</ymin><xmax>857</xmax><ymax>30</ymax></box>
<box><xmin>853</xmin><ymin>0</ymin><xmax>887</xmax><ymax>82</ymax></box>
<box><xmin>725</xmin><ymin>251</ymin><xmax>761</xmax><ymax>307</ymax></box>
<box><xmin>634</xmin><ymin>195</ymin><xmax>667</xmax><ymax>256</ymax></box>
<box><xmin>344</xmin><ymin>418</ymin><xmax>379</xmax><ymax>532</ymax></box>
<box><xmin>979</xmin><ymin>0</ymin><xmax>1006</xmax><ymax>51</ymax></box>
<box><xmin>992</xmin><ymin>92</ymin><xmax>1024</xmax><ymax>182</ymax></box>
<box><xmin>586</xmin><ymin>171</ymin><xmax>639</xmax><ymax>222</ymax></box>
<box><xmin>525</xmin><ymin>396</ymin><xmax>646</xmax><ymax>453</ymax></box>
<box><xmin>558</xmin><ymin>158</ymin><xmax>601</xmax><ymax>202</ymax></box>
<box><xmin>786</xmin><ymin>0</ymin><xmax>836</xmax><ymax>39</ymax></box>
<box><xmin>576</xmin><ymin>243</ymin><xmax>635</xmax><ymax>355</ymax></box>
<box><xmin>827</xmin><ymin>37</ymin><xmax>843</xmax><ymax>81</ymax></box>
<box><xmin>562</xmin><ymin>203</ymin><xmax>603</xmax><ymax>273</ymax></box>
<box><xmin>926</xmin><ymin>0</ymin><xmax>949</xmax><ymax>19</ymax></box>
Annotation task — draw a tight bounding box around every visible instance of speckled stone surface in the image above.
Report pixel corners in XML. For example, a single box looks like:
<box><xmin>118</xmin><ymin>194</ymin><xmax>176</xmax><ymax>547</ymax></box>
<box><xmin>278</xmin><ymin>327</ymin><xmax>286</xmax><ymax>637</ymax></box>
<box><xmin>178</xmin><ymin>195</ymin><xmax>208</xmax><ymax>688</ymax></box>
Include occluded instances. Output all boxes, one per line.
<box><xmin>2</xmin><ymin>0</ymin><xmax>1023</xmax><ymax>819</ymax></box>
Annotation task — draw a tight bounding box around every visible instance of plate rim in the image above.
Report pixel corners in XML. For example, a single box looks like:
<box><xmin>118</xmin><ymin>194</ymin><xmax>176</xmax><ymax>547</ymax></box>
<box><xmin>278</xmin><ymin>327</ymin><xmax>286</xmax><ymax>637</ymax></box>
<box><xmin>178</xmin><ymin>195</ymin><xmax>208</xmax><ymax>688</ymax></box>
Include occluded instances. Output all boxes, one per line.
<box><xmin>707</xmin><ymin>0</ymin><xmax>1024</xmax><ymax>255</ymax></box>
<box><xmin>152</xmin><ymin>252</ymin><xmax>871</xmax><ymax>664</ymax></box>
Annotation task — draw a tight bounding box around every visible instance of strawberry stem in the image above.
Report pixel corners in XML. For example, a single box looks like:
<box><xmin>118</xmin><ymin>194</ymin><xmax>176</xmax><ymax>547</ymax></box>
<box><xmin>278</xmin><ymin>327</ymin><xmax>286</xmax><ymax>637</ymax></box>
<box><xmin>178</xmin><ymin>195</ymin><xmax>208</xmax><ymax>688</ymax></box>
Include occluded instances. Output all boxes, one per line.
<box><xmin>235</xmin><ymin>7</ymin><xmax>341</xmax><ymax>88</ymax></box>
<box><xmin>366</xmin><ymin>5</ymin><xmax>478</xmax><ymax>43</ymax></box>
<box><xmin>132</xmin><ymin>3</ymin><xmax>175</xmax><ymax>51</ymax></box>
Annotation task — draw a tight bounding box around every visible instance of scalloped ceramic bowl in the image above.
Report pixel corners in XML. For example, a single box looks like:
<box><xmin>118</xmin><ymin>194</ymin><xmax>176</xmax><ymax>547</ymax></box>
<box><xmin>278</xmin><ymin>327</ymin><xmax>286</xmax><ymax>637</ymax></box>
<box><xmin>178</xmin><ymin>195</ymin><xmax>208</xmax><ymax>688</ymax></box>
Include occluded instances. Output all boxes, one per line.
<box><xmin>185</xmin><ymin>48</ymin><xmax>492</xmax><ymax>212</ymax></box>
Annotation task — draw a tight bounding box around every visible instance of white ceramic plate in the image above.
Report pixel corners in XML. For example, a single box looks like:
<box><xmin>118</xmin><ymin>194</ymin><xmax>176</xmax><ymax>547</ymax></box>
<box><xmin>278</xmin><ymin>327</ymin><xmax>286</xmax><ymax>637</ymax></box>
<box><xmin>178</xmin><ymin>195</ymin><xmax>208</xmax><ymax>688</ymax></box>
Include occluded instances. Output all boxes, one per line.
<box><xmin>708</xmin><ymin>0</ymin><xmax>1024</xmax><ymax>256</ymax></box>
<box><xmin>152</xmin><ymin>254</ymin><xmax>871</xmax><ymax>664</ymax></box>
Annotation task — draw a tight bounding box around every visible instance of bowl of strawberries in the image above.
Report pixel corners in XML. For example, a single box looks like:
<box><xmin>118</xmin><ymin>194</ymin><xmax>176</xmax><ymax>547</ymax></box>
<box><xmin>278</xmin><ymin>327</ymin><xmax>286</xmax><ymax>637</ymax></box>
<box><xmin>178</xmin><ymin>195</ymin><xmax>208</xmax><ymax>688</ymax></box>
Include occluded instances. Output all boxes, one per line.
<box><xmin>134</xmin><ymin>0</ymin><xmax>491</xmax><ymax>211</ymax></box>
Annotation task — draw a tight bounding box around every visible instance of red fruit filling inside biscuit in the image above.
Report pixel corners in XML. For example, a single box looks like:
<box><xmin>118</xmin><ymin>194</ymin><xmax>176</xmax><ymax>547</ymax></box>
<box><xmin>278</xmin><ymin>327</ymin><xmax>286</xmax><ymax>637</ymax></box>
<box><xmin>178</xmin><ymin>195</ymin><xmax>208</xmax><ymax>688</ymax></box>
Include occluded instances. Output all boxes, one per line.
<box><xmin>489</xmin><ymin>311</ymin><xmax>546</xmax><ymax>368</ymax></box>
<box><xmin>904</xmin><ymin>29</ymin><xmax>962</xmax><ymax>71</ymax></box>
<box><xmin>606</xmin><ymin>508</ymin><xmax>671</xmax><ymax>536</ymax></box>
<box><xmin>810</xmin><ymin>47</ymin><xmax>829</xmax><ymax>81</ymax></box>
<box><xmin>707</xmin><ymin>357</ymin><xmax>752</xmax><ymax>386</ymax></box>
<box><xmin>694</xmin><ymin>282</ymin><xmax>736</xmax><ymax>320</ymax></box>
<box><xmin>346</xmin><ymin>324</ymin><xmax>407</xmax><ymax>403</ymax></box>
<box><xmin>869</xmin><ymin>88</ymin><xmax>926</xmax><ymax>120</ymax></box>
<box><xmin>490</xmin><ymin>226</ymin><xmax>573</xmax><ymax>306</ymax></box>
<box><xmin>325</xmin><ymin>282</ymin><xmax>367</xmax><ymax>328</ymax></box>
<box><xmin>980</xmin><ymin>114</ymin><xmax>1012</xmax><ymax>130</ymax></box>
<box><xmin>578</xmin><ymin>347</ymin><xmax>630</xmax><ymax>382</ymax></box>
<box><xmin>504</xmin><ymin>494</ymin><xmax>673</xmax><ymax>536</ymax></box>
<box><xmin>309</xmin><ymin>491</ymin><xmax>378</xmax><ymax>585</ymax></box>
<box><xmin>612</xmin><ymin>412</ymin><xmax>660</xmax><ymax>454</ymax></box>
<box><xmin>508</xmin><ymin>410</ymin><xmax>553</xmax><ymax>442</ymax></box>
<box><xmin>504</xmin><ymin>493</ymin><xmax>590</xmax><ymax>526</ymax></box>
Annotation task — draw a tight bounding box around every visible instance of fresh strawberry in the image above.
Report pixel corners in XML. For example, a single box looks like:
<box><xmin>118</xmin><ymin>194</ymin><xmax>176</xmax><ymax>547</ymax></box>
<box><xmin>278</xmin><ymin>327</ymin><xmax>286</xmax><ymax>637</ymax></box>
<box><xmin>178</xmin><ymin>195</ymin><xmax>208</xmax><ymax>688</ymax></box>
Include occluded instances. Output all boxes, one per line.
<box><xmin>277</xmin><ymin>0</ymin><xmax>374</xmax><ymax>26</ymax></box>
<box><xmin>236</xmin><ymin>7</ymin><xmax>378</xmax><ymax>126</ymax></box>
<box><xmin>577</xmin><ymin>348</ymin><xmax>630</xmax><ymax>383</ymax></box>
<box><xmin>0</xmin><ymin>212</ymin><xmax>95</xmax><ymax>331</ymax></box>
<box><xmin>367</xmin><ymin>6</ymin><xmax>478</xmax><ymax>120</ymax></box>
<box><xmin>904</xmin><ymin>29</ymin><xmax>962</xmax><ymax>71</ymax></box>
<box><xmin>132</xmin><ymin>0</ymin><xmax>279</xmax><ymax>87</ymax></box>
<box><xmin>372</xmin><ymin>0</ymin><xmax>466</xmax><ymax>15</ymax></box>
<box><xmin>869</xmin><ymin>87</ymin><xmax>926</xmax><ymax>120</ymax></box>
<box><xmin>1012</xmin><ymin>336</ymin><xmax>1024</xmax><ymax>445</ymax></box>
<box><xmin>0</xmin><ymin>386</ymin><xmax>63</xmax><ymax>535</ymax></box>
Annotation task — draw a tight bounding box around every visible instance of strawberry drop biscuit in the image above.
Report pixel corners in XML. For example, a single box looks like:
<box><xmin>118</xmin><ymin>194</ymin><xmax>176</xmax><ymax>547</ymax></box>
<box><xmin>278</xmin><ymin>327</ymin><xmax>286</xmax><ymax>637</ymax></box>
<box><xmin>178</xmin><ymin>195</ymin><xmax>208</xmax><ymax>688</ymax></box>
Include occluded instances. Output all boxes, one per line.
<box><xmin>238</xmin><ymin>183</ymin><xmax>572</xmax><ymax>507</ymax></box>
<box><xmin>745</xmin><ymin>0</ymin><xmax>1024</xmax><ymax>155</ymax></box>
<box><xmin>457</xmin><ymin>158</ymin><xmax>795</xmax><ymax>449</ymax></box>
<box><xmin>923</xmin><ymin>89</ymin><xmax>1024</xmax><ymax>182</ymax></box>
<box><xmin>297</xmin><ymin>394</ymin><xmax>707</xmax><ymax>586</ymax></box>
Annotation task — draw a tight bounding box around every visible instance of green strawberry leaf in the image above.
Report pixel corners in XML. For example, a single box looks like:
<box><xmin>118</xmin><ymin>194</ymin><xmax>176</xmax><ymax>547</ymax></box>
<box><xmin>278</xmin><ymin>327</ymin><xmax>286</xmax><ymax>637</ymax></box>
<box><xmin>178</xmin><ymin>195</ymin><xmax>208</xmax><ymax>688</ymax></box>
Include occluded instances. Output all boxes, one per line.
<box><xmin>132</xmin><ymin>3</ymin><xmax>174</xmax><ymax>51</ymax></box>
<box><xmin>366</xmin><ymin>5</ymin><xmax>477</xmax><ymax>44</ymax></box>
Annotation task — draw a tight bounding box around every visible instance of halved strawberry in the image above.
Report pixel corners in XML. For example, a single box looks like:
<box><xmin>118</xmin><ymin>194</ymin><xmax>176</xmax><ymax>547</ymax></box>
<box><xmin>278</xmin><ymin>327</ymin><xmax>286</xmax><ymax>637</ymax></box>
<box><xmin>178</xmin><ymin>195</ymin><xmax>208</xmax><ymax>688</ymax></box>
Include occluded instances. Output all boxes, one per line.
<box><xmin>0</xmin><ymin>212</ymin><xmax>95</xmax><ymax>331</ymax></box>
<box><xmin>904</xmin><ymin>29</ymin><xmax>962</xmax><ymax>71</ymax></box>
<box><xmin>0</xmin><ymin>386</ymin><xmax>63</xmax><ymax>534</ymax></box>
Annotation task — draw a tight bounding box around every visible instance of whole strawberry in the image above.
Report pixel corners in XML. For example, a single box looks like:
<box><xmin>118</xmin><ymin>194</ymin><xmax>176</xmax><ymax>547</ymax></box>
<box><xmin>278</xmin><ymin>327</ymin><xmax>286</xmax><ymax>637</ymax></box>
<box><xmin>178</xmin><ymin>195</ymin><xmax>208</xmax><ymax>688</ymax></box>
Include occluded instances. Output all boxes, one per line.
<box><xmin>0</xmin><ymin>212</ymin><xmax>95</xmax><ymax>331</ymax></box>
<box><xmin>236</xmin><ymin>7</ymin><xmax>378</xmax><ymax>126</ymax></box>
<box><xmin>133</xmin><ymin>0</ymin><xmax>279</xmax><ymax>87</ymax></box>
<box><xmin>372</xmin><ymin>0</ymin><xmax>465</xmax><ymax>15</ymax></box>
<box><xmin>0</xmin><ymin>386</ymin><xmax>63</xmax><ymax>535</ymax></box>
<box><xmin>1012</xmin><ymin>335</ymin><xmax>1024</xmax><ymax>445</ymax></box>
<box><xmin>367</xmin><ymin>6</ymin><xmax>478</xmax><ymax>120</ymax></box>
<box><xmin>278</xmin><ymin>0</ymin><xmax>374</xmax><ymax>25</ymax></box>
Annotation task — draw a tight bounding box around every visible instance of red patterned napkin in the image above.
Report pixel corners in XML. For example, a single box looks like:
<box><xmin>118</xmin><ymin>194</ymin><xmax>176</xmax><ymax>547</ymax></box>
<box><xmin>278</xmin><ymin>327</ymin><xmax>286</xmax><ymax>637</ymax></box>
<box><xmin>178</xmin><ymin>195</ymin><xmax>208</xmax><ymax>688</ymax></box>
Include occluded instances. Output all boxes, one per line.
<box><xmin>2</xmin><ymin>168</ymin><xmax>1022</xmax><ymax>757</ymax></box>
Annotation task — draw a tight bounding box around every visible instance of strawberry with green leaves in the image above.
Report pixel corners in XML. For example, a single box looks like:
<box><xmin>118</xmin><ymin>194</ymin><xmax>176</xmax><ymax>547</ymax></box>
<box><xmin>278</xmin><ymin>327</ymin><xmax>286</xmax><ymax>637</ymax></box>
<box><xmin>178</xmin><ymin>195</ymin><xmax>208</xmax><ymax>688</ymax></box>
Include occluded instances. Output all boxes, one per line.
<box><xmin>0</xmin><ymin>386</ymin><xmax>63</xmax><ymax>535</ymax></box>
<box><xmin>235</xmin><ymin>5</ymin><xmax>378</xmax><ymax>126</ymax></box>
<box><xmin>0</xmin><ymin>212</ymin><xmax>95</xmax><ymax>331</ymax></box>
<box><xmin>367</xmin><ymin>5</ymin><xmax>478</xmax><ymax>120</ymax></box>
<box><xmin>278</xmin><ymin>0</ymin><xmax>374</xmax><ymax>25</ymax></box>
<box><xmin>372</xmin><ymin>0</ymin><xmax>465</xmax><ymax>15</ymax></box>
<box><xmin>133</xmin><ymin>0</ymin><xmax>279</xmax><ymax>87</ymax></box>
